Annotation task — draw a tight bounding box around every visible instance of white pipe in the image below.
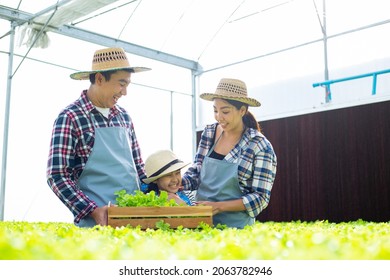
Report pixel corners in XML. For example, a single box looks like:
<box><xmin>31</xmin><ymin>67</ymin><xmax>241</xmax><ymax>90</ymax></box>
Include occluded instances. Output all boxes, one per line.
<box><xmin>0</xmin><ymin>22</ymin><xmax>15</xmax><ymax>221</ymax></box>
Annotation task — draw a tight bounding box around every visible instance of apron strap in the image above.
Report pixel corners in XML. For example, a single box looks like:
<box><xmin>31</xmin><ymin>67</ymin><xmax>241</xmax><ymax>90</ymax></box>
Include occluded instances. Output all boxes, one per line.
<box><xmin>207</xmin><ymin>130</ymin><xmax>224</xmax><ymax>157</ymax></box>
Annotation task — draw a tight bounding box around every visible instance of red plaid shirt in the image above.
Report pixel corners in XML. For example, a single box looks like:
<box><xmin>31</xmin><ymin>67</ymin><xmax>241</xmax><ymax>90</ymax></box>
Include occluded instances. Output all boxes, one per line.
<box><xmin>46</xmin><ymin>90</ymin><xmax>146</xmax><ymax>223</ymax></box>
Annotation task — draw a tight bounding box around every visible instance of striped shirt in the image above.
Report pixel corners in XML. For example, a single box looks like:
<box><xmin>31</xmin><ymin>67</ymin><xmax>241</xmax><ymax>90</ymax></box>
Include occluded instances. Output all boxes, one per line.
<box><xmin>141</xmin><ymin>183</ymin><xmax>196</xmax><ymax>206</ymax></box>
<box><xmin>182</xmin><ymin>123</ymin><xmax>277</xmax><ymax>218</ymax></box>
<box><xmin>46</xmin><ymin>90</ymin><xmax>146</xmax><ymax>223</ymax></box>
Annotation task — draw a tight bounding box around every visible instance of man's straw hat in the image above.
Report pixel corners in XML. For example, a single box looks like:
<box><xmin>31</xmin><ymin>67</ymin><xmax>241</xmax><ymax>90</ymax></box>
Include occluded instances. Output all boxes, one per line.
<box><xmin>70</xmin><ymin>47</ymin><xmax>151</xmax><ymax>80</ymax></box>
<box><xmin>200</xmin><ymin>78</ymin><xmax>261</xmax><ymax>107</ymax></box>
<box><xmin>143</xmin><ymin>150</ymin><xmax>190</xmax><ymax>184</ymax></box>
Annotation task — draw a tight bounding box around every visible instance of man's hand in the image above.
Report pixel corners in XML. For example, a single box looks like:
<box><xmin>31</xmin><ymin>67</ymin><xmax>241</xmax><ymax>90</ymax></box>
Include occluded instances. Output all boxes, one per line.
<box><xmin>90</xmin><ymin>205</ymin><xmax>109</xmax><ymax>226</ymax></box>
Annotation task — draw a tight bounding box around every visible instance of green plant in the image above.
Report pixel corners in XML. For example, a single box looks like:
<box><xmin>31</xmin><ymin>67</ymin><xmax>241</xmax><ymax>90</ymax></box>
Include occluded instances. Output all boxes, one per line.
<box><xmin>114</xmin><ymin>190</ymin><xmax>178</xmax><ymax>207</ymax></box>
<box><xmin>1</xmin><ymin>220</ymin><xmax>389</xmax><ymax>260</ymax></box>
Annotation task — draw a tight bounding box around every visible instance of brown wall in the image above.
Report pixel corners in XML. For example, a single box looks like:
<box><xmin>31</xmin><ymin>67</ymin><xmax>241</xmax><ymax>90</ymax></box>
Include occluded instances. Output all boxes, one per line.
<box><xmin>196</xmin><ymin>100</ymin><xmax>390</xmax><ymax>222</ymax></box>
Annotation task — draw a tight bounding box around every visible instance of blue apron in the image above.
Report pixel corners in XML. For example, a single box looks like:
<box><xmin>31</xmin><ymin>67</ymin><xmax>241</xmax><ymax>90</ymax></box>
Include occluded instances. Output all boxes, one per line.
<box><xmin>77</xmin><ymin>117</ymin><xmax>140</xmax><ymax>227</ymax></box>
<box><xmin>196</xmin><ymin>133</ymin><xmax>254</xmax><ymax>229</ymax></box>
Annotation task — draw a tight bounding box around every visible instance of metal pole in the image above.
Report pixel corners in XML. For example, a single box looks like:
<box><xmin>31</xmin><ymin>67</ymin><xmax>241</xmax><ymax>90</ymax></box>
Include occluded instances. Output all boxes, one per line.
<box><xmin>313</xmin><ymin>0</ymin><xmax>331</xmax><ymax>103</ymax></box>
<box><xmin>170</xmin><ymin>91</ymin><xmax>173</xmax><ymax>150</ymax></box>
<box><xmin>1</xmin><ymin>22</ymin><xmax>15</xmax><ymax>221</ymax></box>
<box><xmin>323</xmin><ymin>0</ymin><xmax>331</xmax><ymax>102</ymax></box>
<box><xmin>191</xmin><ymin>72</ymin><xmax>197</xmax><ymax>158</ymax></box>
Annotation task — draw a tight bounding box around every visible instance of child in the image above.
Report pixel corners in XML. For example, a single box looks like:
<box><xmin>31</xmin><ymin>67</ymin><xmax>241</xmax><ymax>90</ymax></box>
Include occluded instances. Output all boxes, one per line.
<box><xmin>142</xmin><ymin>150</ymin><xmax>194</xmax><ymax>206</ymax></box>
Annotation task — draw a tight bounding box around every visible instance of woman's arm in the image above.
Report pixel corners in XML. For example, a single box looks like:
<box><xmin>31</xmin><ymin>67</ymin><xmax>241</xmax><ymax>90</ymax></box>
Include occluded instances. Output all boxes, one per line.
<box><xmin>242</xmin><ymin>144</ymin><xmax>277</xmax><ymax>218</ymax></box>
<box><xmin>195</xmin><ymin>199</ymin><xmax>245</xmax><ymax>215</ymax></box>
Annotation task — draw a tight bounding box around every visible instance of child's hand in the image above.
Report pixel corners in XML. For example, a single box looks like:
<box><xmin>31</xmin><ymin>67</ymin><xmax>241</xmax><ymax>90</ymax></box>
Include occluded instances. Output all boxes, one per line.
<box><xmin>167</xmin><ymin>193</ymin><xmax>186</xmax><ymax>206</ymax></box>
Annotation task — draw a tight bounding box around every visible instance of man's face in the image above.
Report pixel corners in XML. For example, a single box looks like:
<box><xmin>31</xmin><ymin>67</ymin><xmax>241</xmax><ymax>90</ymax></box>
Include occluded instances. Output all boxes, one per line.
<box><xmin>96</xmin><ymin>70</ymin><xmax>131</xmax><ymax>108</ymax></box>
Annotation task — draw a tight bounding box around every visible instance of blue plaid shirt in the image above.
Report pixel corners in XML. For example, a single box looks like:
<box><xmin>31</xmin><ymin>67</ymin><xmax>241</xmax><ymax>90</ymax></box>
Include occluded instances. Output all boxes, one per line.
<box><xmin>46</xmin><ymin>90</ymin><xmax>146</xmax><ymax>223</ymax></box>
<box><xmin>182</xmin><ymin>123</ymin><xmax>277</xmax><ymax>218</ymax></box>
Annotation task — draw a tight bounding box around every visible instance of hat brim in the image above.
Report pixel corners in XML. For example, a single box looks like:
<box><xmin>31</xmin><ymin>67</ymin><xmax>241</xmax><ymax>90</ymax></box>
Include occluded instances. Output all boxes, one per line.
<box><xmin>200</xmin><ymin>93</ymin><xmax>261</xmax><ymax>107</ymax></box>
<box><xmin>142</xmin><ymin>162</ymin><xmax>190</xmax><ymax>184</ymax></box>
<box><xmin>70</xmin><ymin>66</ymin><xmax>151</xmax><ymax>80</ymax></box>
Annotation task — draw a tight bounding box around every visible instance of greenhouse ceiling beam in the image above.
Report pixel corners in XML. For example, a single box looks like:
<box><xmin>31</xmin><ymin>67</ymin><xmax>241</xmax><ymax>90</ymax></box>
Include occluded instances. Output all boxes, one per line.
<box><xmin>0</xmin><ymin>6</ymin><xmax>202</xmax><ymax>72</ymax></box>
<box><xmin>55</xmin><ymin>25</ymin><xmax>202</xmax><ymax>72</ymax></box>
<box><xmin>202</xmin><ymin>18</ymin><xmax>390</xmax><ymax>74</ymax></box>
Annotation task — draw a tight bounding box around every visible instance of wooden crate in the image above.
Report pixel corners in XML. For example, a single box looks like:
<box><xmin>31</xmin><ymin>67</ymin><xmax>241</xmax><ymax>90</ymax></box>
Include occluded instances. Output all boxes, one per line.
<box><xmin>108</xmin><ymin>206</ymin><xmax>213</xmax><ymax>229</ymax></box>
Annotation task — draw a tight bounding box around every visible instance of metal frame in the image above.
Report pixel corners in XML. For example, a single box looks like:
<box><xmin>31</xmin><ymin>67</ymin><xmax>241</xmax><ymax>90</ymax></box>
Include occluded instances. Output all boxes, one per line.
<box><xmin>0</xmin><ymin>5</ymin><xmax>202</xmax><ymax>221</ymax></box>
<box><xmin>2</xmin><ymin>1</ymin><xmax>390</xmax><ymax>220</ymax></box>
<box><xmin>313</xmin><ymin>68</ymin><xmax>390</xmax><ymax>98</ymax></box>
<box><xmin>0</xmin><ymin>6</ymin><xmax>202</xmax><ymax>72</ymax></box>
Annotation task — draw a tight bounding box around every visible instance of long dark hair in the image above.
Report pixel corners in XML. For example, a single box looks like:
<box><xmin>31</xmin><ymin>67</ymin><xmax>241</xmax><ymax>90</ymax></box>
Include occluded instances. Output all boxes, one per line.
<box><xmin>225</xmin><ymin>99</ymin><xmax>261</xmax><ymax>132</ymax></box>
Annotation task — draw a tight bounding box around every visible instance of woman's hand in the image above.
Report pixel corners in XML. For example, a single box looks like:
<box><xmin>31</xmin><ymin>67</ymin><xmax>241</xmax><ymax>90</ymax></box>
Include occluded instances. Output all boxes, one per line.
<box><xmin>195</xmin><ymin>201</ymin><xmax>221</xmax><ymax>215</ymax></box>
<box><xmin>195</xmin><ymin>199</ymin><xmax>246</xmax><ymax>215</ymax></box>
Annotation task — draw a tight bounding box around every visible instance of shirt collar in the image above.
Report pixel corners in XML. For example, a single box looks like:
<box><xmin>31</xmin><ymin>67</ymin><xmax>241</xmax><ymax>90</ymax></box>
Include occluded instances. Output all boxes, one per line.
<box><xmin>78</xmin><ymin>89</ymin><xmax>121</xmax><ymax>117</ymax></box>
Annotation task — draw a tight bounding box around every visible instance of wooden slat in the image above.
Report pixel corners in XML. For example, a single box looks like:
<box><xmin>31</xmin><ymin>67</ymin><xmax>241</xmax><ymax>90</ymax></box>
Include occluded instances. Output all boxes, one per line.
<box><xmin>108</xmin><ymin>217</ymin><xmax>212</xmax><ymax>229</ymax></box>
<box><xmin>108</xmin><ymin>206</ymin><xmax>212</xmax><ymax>217</ymax></box>
<box><xmin>107</xmin><ymin>206</ymin><xmax>213</xmax><ymax>228</ymax></box>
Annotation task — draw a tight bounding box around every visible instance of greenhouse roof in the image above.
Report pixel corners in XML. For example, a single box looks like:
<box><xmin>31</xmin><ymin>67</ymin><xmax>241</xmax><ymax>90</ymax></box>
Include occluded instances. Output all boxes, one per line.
<box><xmin>3</xmin><ymin>0</ymin><xmax>389</xmax><ymax>73</ymax></box>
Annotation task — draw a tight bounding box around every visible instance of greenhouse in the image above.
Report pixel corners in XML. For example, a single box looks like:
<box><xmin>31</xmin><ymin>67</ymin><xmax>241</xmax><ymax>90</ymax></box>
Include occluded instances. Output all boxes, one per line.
<box><xmin>0</xmin><ymin>0</ymin><xmax>389</xmax><ymax>268</ymax></box>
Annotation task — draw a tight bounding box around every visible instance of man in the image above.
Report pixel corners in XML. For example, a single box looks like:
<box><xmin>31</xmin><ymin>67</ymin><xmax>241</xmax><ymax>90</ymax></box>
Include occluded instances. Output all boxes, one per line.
<box><xmin>46</xmin><ymin>47</ymin><xmax>151</xmax><ymax>227</ymax></box>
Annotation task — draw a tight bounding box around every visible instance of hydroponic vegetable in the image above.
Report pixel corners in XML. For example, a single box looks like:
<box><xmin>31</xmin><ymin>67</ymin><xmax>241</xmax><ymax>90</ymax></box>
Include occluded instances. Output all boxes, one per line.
<box><xmin>114</xmin><ymin>190</ymin><xmax>178</xmax><ymax>207</ymax></box>
<box><xmin>1</xmin><ymin>220</ymin><xmax>389</xmax><ymax>260</ymax></box>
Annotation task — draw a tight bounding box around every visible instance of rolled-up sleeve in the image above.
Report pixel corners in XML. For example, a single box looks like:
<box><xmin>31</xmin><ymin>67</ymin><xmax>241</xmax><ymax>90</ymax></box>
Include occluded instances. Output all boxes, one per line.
<box><xmin>242</xmin><ymin>145</ymin><xmax>277</xmax><ymax>218</ymax></box>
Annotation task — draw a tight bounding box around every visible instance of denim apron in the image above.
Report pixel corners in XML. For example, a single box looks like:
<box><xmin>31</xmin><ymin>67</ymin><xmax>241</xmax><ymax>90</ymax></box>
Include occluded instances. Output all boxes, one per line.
<box><xmin>196</xmin><ymin>133</ymin><xmax>254</xmax><ymax>228</ymax></box>
<box><xmin>77</xmin><ymin>117</ymin><xmax>140</xmax><ymax>227</ymax></box>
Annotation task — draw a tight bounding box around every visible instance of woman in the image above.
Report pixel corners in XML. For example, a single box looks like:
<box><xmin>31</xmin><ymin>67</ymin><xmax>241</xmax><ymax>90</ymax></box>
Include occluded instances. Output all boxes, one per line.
<box><xmin>182</xmin><ymin>78</ymin><xmax>277</xmax><ymax>228</ymax></box>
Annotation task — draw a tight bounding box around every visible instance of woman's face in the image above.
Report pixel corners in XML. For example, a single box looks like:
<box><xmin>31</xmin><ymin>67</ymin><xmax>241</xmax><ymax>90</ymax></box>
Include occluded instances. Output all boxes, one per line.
<box><xmin>155</xmin><ymin>170</ymin><xmax>182</xmax><ymax>194</ymax></box>
<box><xmin>213</xmin><ymin>98</ymin><xmax>245</xmax><ymax>132</ymax></box>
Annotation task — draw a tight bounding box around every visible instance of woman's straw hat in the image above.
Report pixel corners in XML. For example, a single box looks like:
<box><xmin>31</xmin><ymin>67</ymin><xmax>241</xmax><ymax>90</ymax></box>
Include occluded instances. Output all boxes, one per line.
<box><xmin>200</xmin><ymin>78</ymin><xmax>261</xmax><ymax>107</ymax></box>
<box><xmin>70</xmin><ymin>47</ymin><xmax>151</xmax><ymax>80</ymax></box>
<box><xmin>143</xmin><ymin>150</ymin><xmax>190</xmax><ymax>184</ymax></box>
